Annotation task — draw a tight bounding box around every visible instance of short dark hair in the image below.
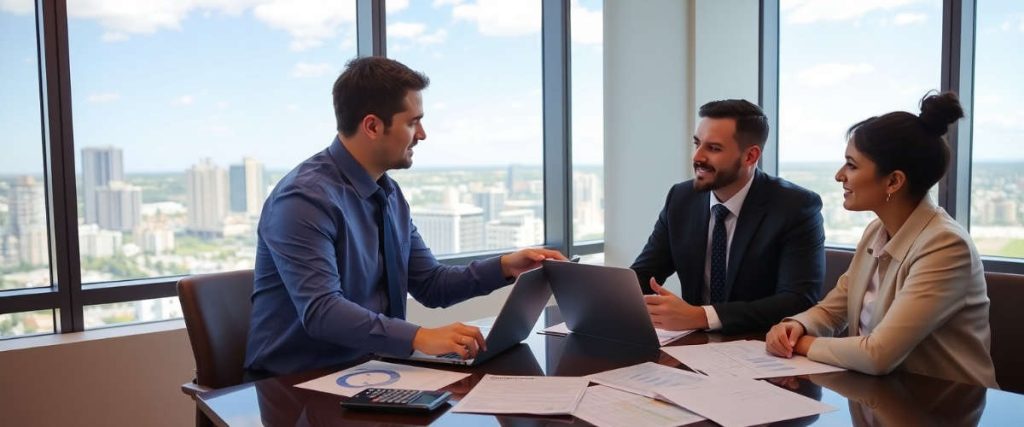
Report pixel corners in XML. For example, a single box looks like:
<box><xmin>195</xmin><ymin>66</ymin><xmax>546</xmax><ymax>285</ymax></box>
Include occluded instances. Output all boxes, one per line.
<box><xmin>847</xmin><ymin>91</ymin><xmax>963</xmax><ymax>200</ymax></box>
<box><xmin>698</xmin><ymin>99</ymin><xmax>769</xmax><ymax>149</ymax></box>
<box><xmin>332</xmin><ymin>57</ymin><xmax>430</xmax><ymax>137</ymax></box>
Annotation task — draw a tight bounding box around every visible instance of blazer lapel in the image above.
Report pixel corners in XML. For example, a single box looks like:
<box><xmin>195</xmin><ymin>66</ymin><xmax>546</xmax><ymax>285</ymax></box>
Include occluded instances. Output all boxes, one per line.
<box><xmin>724</xmin><ymin>172</ymin><xmax>766</xmax><ymax>299</ymax></box>
<box><xmin>845</xmin><ymin>249</ymin><xmax>874</xmax><ymax>337</ymax></box>
<box><xmin>683</xmin><ymin>191</ymin><xmax>710</xmax><ymax>304</ymax></box>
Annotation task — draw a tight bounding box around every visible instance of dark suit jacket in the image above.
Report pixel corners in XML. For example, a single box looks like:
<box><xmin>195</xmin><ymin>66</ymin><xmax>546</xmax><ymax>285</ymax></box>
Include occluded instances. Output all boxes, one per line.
<box><xmin>631</xmin><ymin>169</ymin><xmax>825</xmax><ymax>333</ymax></box>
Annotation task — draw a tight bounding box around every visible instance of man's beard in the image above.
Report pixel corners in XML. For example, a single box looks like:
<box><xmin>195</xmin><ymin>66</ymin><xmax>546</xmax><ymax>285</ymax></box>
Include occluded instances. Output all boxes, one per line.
<box><xmin>693</xmin><ymin>157</ymin><xmax>742</xmax><ymax>192</ymax></box>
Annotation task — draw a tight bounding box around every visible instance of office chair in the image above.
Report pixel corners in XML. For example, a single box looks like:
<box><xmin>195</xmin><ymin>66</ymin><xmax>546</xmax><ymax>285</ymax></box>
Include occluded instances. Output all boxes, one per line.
<box><xmin>822</xmin><ymin>248</ymin><xmax>854</xmax><ymax>300</ymax></box>
<box><xmin>177</xmin><ymin>269</ymin><xmax>255</xmax><ymax>427</ymax></box>
<box><xmin>986</xmin><ymin>271</ymin><xmax>1024</xmax><ymax>394</ymax></box>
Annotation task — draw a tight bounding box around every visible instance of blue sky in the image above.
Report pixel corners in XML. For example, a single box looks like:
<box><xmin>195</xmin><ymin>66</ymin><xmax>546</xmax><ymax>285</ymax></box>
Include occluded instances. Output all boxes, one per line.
<box><xmin>0</xmin><ymin>0</ymin><xmax>602</xmax><ymax>174</ymax></box>
<box><xmin>0</xmin><ymin>0</ymin><xmax>1019</xmax><ymax>176</ymax></box>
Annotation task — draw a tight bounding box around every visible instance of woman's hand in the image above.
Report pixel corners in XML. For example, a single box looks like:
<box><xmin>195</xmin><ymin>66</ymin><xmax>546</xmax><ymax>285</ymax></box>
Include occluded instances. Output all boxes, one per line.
<box><xmin>766</xmin><ymin>321</ymin><xmax>806</xmax><ymax>358</ymax></box>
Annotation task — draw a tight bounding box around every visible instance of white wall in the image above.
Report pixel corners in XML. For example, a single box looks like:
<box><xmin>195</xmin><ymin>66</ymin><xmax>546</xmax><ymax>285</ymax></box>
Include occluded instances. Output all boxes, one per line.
<box><xmin>694</xmin><ymin>0</ymin><xmax>760</xmax><ymax>106</ymax></box>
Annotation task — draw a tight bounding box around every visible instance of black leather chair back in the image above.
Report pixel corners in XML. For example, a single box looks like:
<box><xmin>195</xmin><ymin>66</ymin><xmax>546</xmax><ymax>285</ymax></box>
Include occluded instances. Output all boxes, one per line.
<box><xmin>822</xmin><ymin>248</ymin><xmax>854</xmax><ymax>300</ymax></box>
<box><xmin>986</xmin><ymin>271</ymin><xmax>1024</xmax><ymax>393</ymax></box>
<box><xmin>177</xmin><ymin>269</ymin><xmax>254</xmax><ymax>390</ymax></box>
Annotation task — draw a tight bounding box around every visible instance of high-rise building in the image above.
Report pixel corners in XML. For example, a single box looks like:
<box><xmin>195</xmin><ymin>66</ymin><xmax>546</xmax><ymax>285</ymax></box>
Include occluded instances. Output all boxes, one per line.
<box><xmin>412</xmin><ymin>190</ymin><xmax>484</xmax><ymax>255</ymax></box>
<box><xmin>81</xmin><ymin>146</ymin><xmax>124</xmax><ymax>224</ymax></box>
<box><xmin>78</xmin><ymin>224</ymin><xmax>123</xmax><ymax>258</ymax></box>
<box><xmin>9</xmin><ymin>176</ymin><xmax>48</xmax><ymax>266</ymax></box>
<box><xmin>95</xmin><ymin>181</ymin><xmax>142</xmax><ymax>232</ymax></box>
<box><xmin>135</xmin><ymin>223</ymin><xmax>175</xmax><ymax>255</ymax></box>
<box><xmin>229</xmin><ymin>157</ymin><xmax>266</xmax><ymax>216</ymax></box>
<box><xmin>486</xmin><ymin>209</ymin><xmax>542</xmax><ymax>250</ymax></box>
<box><xmin>573</xmin><ymin>172</ymin><xmax>603</xmax><ymax>231</ymax></box>
<box><xmin>186</xmin><ymin>158</ymin><xmax>228</xmax><ymax>237</ymax></box>
<box><xmin>471</xmin><ymin>187</ymin><xmax>507</xmax><ymax>222</ymax></box>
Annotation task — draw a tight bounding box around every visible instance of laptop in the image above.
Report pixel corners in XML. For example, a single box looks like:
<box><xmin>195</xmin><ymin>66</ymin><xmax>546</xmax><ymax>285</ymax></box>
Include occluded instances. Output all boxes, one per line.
<box><xmin>543</xmin><ymin>260</ymin><xmax>660</xmax><ymax>347</ymax></box>
<box><xmin>400</xmin><ymin>266</ymin><xmax>552</xmax><ymax>366</ymax></box>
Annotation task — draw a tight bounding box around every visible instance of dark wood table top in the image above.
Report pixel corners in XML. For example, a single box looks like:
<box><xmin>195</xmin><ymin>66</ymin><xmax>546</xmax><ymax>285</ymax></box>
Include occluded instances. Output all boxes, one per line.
<box><xmin>198</xmin><ymin>307</ymin><xmax>1024</xmax><ymax>426</ymax></box>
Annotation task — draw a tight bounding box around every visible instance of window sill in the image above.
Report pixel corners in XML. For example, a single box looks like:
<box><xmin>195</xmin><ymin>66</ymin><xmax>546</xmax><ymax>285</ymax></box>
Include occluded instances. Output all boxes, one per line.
<box><xmin>0</xmin><ymin>319</ymin><xmax>185</xmax><ymax>353</ymax></box>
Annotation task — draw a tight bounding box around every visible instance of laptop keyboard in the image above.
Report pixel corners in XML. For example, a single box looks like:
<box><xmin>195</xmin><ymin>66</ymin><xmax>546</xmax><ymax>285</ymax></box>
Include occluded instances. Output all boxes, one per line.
<box><xmin>438</xmin><ymin>352</ymin><xmax>461</xmax><ymax>359</ymax></box>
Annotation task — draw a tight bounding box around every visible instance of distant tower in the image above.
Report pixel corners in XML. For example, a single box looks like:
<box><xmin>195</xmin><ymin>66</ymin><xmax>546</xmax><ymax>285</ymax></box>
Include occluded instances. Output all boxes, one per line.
<box><xmin>9</xmin><ymin>176</ymin><xmax>48</xmax><ymax>265</ymax></box>
<box><xmin>229</xmin><ymin>157</ymin><xmax>266</xmax><ymax>216</ymax></box>
<box><xmin>186</xmin><ymin>158</ymin><xmax>228</xmax><ymax>237</ymax></box>
<box><xmin>81</xmin><ymin>146</ymin><xmax>124</xmax><ymax>224</ymax></box>
<box><xmin>412</xmin><ymin>189</ymin><xmax>484</xmax><ymax>255</ymax></box>
<box><xmin>95</xmin><ymin>181</ymin><xmax>142</xmax><ymax>232</ymax></box>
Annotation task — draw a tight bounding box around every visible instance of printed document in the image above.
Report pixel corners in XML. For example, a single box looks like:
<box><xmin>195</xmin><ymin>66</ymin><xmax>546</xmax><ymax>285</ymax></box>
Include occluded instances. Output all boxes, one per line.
<box><xmin>573</xmin><ymin>385</ymin><xmax>704</xmax><ymax>427</ymax></box>
<box><xmin>452</xmin><ymin>375</ymin><xmax>588</xmax><ymax>415</ymax></box>
<box><xmin>540</xmin><ymin>322</ymin><xmax>695</xmax><ymax>346</ymax></box>
<box><xmin>661</xmin><ymin>340</ymin><xmax>845</xmax><ymax>378</ymax></box>
<box><xmin>587</xmin><ymin>362</ymin><xmax>706</xmax><ymax>398</ymax></box>
<box><xmin>294</xmin><ymin>360</ymin><xmax>470</xmax><ymax>397</ymax></box>
<box><xmin>655</xmin><ymin>377</ymin><xmax>836</xmax><ymax>427</ymax></box>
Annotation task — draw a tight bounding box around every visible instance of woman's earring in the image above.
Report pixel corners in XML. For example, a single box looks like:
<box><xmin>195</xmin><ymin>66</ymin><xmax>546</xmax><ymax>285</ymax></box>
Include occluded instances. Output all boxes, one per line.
<box><xmin>886</xmin><ymin>192</ymin><xmax>892</xmax><ymax>203</ymax></box>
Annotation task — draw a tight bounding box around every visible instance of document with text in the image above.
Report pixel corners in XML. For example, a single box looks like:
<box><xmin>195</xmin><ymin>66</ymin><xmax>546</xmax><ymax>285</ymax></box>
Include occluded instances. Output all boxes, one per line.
<box><xmin>655</xmin><ymin>377</ymin><xmax>836</xmax><ymax>427</ymax></box>
<box><xmin>452</xmin><ymin>375</ymin><xmax>589</xmax><ymax>415</ymax></box>
<box><xmin>294</xmin><ymin>360</ymin><xmax>469</xmax><ymax>397</ymax></box>
<box><xmin>573</xmin><ymin>385</ymin><xmax>704</xmax><ymax>427</ymax></box>
<box><xmin>661</xmin><ymin>340</ymin><xmax>845</xmax><ymax>379</ymax></box>
<box><xmin>540</xmin><ymin>322</ymin><xmax>695</xmax><ymax>346</ymax></box>
<box><xmin>587</xmin><ymin>361</ymin><xmax>706</xmax><ymax>398</ymax></box>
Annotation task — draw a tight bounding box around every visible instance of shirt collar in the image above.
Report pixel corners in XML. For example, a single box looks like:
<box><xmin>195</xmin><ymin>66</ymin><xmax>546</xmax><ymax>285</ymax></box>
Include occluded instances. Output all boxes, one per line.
<box><xmin>708</xmin><ymin>172</ymin><xmax>756</xmax><ymax>218</ymax></box>
<box><xmin>866</xmin><ymin>224</ymin><xmax>891</xmax><ymax>259</ymax></box>
<box><xmin>327</xmin><ymin>136</ymin><xmax>392</xmax><ymax>200</ymax></box>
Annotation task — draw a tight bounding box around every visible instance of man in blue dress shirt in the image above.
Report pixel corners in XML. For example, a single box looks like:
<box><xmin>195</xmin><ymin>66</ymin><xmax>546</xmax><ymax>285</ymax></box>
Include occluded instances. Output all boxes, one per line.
<box><xmin>245</xmin><ymin>57</ymin><xmax>565</xmax><ymax>377</ymax></box>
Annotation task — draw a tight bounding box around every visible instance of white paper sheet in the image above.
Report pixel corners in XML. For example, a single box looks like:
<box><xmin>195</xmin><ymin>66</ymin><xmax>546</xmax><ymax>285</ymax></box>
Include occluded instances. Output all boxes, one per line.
<box><xmin>573</xmin><ymin>385</ymin><xmax>704</xmax><ymax>427</ymax></box>
<box><xmin>586</xmin><ymin>361</ymin><xmax>706</xmax><ymax>398</ymax></box>
<box><xmin>293</xmin><ymin>360</ymin><xmax>470</xmax><ymax>397</ymax></box>
<box><xmin>539</xmin><ymin>322</ymin><xmax>695</xmax><ymax>346</ymax></box>
<box><xmin>451</xmin><ymin>375</ymin><xmax>589</xmax><ymax>415</ymax></box>
<box><xmin>655</xmin><ymin>377</ymin><xmax>836</xmax><ymax>427</ymax></box>
<box><xmin>661</xmin><ymin>340</ymin><xmax>845</xmax><ymax>378</ymax></box>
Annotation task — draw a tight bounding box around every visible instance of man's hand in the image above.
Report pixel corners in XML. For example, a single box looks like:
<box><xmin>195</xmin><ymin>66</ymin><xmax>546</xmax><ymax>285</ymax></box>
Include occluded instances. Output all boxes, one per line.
<box><xmin>500</xmin><ymin>248</ymin><xmax>567</xmax><ymax>279</ymax></box>
<box><xmin>412</xmin><ymin>322</ymin><xmax>487</xmax><ymax>359</ymax></box>
<box><xmin>643</xmin><ymin>278</ymin><xmax>709</xmax><ymax>330</ymax></box>
<box><xmin>766</xmin><ymin>320</ymin><xmax>806</xmax><ymax>358</ymax></box>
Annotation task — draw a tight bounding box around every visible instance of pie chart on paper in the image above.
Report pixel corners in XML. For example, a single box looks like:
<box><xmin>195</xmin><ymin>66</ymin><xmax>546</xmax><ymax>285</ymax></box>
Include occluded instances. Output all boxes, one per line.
<box><xmin>336</xmin><ymin>369</ymin><xmax>401</xmax><ymax>388</ymax></box>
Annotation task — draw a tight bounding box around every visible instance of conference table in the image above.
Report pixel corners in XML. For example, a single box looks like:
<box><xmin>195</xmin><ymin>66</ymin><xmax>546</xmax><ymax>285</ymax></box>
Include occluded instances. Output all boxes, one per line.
<box><xmin>197</xmin><ymin>307</ymin><xmax>1024</xmax><ymax>426</ymax></box>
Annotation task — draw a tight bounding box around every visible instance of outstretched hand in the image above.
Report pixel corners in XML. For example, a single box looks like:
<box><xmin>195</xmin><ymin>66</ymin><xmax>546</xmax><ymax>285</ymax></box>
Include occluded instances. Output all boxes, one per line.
<box><xmin>500</xmin><ymin>248</ymin><xmax>567</xmax><ymax>279</ymax></box>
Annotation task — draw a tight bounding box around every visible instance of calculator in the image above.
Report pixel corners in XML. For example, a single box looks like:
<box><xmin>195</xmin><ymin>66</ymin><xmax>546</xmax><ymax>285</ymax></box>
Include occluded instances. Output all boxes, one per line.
<box><xmin>341</xmin><ymin>388</ymin><xmax>452</xmax><ymax>413</ymax></box>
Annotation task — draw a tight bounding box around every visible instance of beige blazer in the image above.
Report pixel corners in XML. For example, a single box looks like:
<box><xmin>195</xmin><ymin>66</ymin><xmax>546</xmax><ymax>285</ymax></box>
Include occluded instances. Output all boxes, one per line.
<box><xmin>789</xmin><ymin>198</ymin><xmax>997</xmax><ymax>388</ymax></box>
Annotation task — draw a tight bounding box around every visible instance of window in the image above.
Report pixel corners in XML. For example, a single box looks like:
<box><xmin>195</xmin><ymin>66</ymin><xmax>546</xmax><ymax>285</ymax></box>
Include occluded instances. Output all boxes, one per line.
<box><xmin>386</xmin><ymin>1</ymin><xmax>544</xmax><ymax>256</ymax></box>
<box><xmin>571</xmin><ymin>0</ymin><xmax>604</xmax><ymax>244</ymax></box>
<box><xmin>66</xmin><ymin>0</ymin><xmax>357</xmax><ymax>327</ymax></box>
<box><xmin>970</xmin><ymin>0</ymin><xmax>1024</xmax><ymax>259</ymax></box>
<box><xmin>1</xmin><ymin>1</ymin><xmax>56</xmax><ymax>337</ymax></box>
<box><xmin>777</xmin><ymin>1</ymin><xmax>942</xmax><ymax>245</ymax></box>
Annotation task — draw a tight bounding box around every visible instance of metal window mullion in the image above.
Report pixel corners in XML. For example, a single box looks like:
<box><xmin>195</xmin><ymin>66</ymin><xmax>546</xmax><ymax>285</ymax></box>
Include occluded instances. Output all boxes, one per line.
<box><xmin>758</xmin><ymin>0</ymin><xmax>780</xmax><ymax>176</ymax></box>
<box><xmin>356</xmin><ymin>0</ymin><xmax>386</xmax><ymax>57</ymax></box>
<box><xmin>38</xmin><ymin>0</ymin><xmax>82</xmax><ymax>332</ymax></box>
<box><xmin>542</xmin><ymin>0</ymin><xmax>572</xmax><ymax>257</ymax></box>
<box><xmin>939</xmin><ymin>0</ymin><xmax>975</xmax><ymax>228</ymax></box>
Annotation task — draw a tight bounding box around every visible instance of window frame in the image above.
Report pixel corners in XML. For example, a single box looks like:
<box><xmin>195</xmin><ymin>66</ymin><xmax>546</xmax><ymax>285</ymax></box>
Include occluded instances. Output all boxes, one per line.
<box><xmin>0</xmin><ymin>0</ymin><xmax>603</xmax><ymax>337</ymax></box>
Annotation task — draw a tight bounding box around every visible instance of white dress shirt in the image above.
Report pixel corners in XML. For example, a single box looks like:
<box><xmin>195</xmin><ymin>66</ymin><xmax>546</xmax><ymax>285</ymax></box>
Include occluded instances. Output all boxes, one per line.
<box><xmin>701</xmin><ymin>174</ymin><xmax>755</xmax><ymax>331</ymax></box>
<box><xmin>860</xmin><ymin>226</ymin><xmax>892</xmax><ymax>335</ymax></box>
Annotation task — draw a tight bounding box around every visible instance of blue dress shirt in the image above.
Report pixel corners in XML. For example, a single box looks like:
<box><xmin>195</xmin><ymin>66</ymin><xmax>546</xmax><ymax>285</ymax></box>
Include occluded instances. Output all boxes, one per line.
<box><xmin>245</xmin><ymin>138</ymin><xmax>508</xmax><ymax>376</ymax></box>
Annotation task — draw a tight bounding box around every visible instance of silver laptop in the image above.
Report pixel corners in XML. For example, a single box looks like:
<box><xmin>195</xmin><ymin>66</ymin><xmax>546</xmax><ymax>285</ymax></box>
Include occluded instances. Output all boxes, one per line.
<box><xmin>401</xmin><ymin>266</ymin><xmax>551</xmax><ymax>366</ymax></box>
<box><xmin>543</xmin><ymin>260</ymin><xmax>660</xmax><ymax>347</ymax></box>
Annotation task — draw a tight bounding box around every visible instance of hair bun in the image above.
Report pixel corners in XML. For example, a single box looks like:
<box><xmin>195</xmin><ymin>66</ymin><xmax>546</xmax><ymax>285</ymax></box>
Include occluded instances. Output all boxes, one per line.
<box><xmin>918</xmin><ymin>91</ymin><xmax>964</xmax><ymax>137</ymax></box>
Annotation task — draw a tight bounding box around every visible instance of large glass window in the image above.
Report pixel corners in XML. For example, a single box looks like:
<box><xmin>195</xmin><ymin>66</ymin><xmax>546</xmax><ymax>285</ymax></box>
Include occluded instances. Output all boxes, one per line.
<box><xmin>1</xmin><ymin>1</ymin><xmax>56</xmax><ymax>337</ymax></box>
<box><xmin>386</xmin><ymin>1</ymin><xmax>544</xmax><ymax>256</ymax></box>
<box><xmin>571</xmin><ymin>0</ymin><xmax>604</xmax><ymax>244</ymax></box>
<box><xmin>66</xmin><ymin>0</ymin><xmax>357</xmax><ymax>327</ymax></box>
<box><xmin>970</xmin><ymin>0</ymin><xmax>1024</xmax><ymax>259</ymax></box>
<box><xmin>777</xmin><ymin>1</ymin><xmax>942</xmax><ymax>245</ymax></box>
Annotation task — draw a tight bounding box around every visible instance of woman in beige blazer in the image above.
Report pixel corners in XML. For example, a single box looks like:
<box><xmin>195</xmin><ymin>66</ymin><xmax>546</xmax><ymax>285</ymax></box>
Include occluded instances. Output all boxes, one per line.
<box><xmin>765</xmin><ymin>92</ymin><xmax>997</xmax><ymax>388</ymax></box>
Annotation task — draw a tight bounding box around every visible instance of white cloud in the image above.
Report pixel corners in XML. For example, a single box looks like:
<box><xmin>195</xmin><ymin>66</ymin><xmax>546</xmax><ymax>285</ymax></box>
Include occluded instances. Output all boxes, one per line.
<box><xmin>893</xmin><ymin>12</ymin><xmax>927</xmax><ymax>26</ymax></box>
<box><xmin>87</xmin><ymin>92</ymin><xmax>121</xmax><ymax>103</ymax></box>
<box><xmin>290</xmin><ymin>62</ymin><xmax>333</xmax><ymax>78</ymax></box>
<box><xmin>101</xmin><ymin>32</ymin><xmax>129</xmax><ymax>42</ymax></box>
<box><xmin>433</xmin><ymin>0</ymin><xmax>463</xmax><ymax>8</ymax></box>
<box><xmin>453</xmin><ymin>0</ymin><xmax>541</xmax><ymax>37</ymax></box>
<box><xmin>253</xmin><ymin>0</ymin><xmax>357</xmax><ymax>51</ymax></box>
<box><xmin>172</xmin><ymin>95</ymin><xmax>195</xmax><ymax>106</ymax></box>
<box><xmin>782</xmin><ymin>0</ymin><xmax>920</xmax><ymax>24</ymax></box>
<box><xmin>387</xmin><ymin>0</ymin><xmax>409</xmax><ymax>14</ymax></box>
<box><xmin>0</xmin><ymin>0</ymin><xmax>33</xmax><ymax>14</ymax></box>
<box><xmin>797</xmin><ymin>63</ymin><xmax>875</xmax><ymax>88</ymax></box>
<box><xmin>387</xmin><ymin>21</ymin><xmax>447</xmax><ymax>45</ymax></box>
<box><xmin>571</xmin><ymin>0</ymin><xmax>601</xmax><ymax>45</ymax></box>
<box><xmin>1001</xmin><ymin>15</ymin><xmax>1024</xmax><ymax>33</ymax></box>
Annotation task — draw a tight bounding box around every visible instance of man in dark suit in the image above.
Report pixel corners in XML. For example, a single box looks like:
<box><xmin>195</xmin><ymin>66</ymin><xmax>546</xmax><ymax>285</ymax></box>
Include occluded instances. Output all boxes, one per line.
<box><xmin>632</xmin><ymin>99</ymin><xmax>824</xmax><ymax>334</ymax></box>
